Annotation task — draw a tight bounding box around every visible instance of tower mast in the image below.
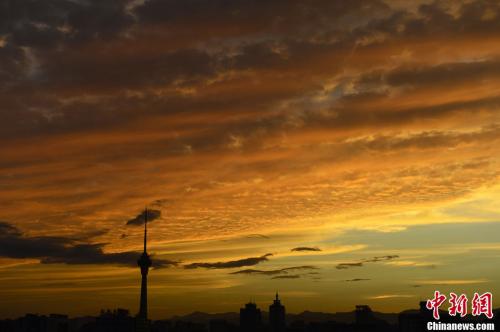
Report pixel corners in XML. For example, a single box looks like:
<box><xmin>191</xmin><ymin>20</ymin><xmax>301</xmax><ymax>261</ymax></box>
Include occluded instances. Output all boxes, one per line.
<box><xmin>137</xmin><ymin>207</ymin><xmax>152</xmax><ymax>332</ymax></box>
<box><xmin>144</xmin><ymin>207</ymin><xmax>147</xmax><ymax>253</ymax></box>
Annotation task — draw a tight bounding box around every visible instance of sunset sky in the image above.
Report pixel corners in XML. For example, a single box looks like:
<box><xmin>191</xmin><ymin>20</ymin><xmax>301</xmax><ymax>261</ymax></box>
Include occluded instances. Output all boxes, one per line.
<box><xmin>1</xmin><ymin>0</ymin><xmax>500</xmax><ymax>319</ymax></box>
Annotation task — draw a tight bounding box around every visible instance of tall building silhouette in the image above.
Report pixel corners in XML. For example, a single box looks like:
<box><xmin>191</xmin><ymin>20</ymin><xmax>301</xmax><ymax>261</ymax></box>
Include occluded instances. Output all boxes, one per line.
<box><xmin>269</xmin><ymin>293</ymin><xmax>286</xmax><ymax>332</ymax></box>
<box><xmin>136</xmin><ymin>209</ymin><xmax>152</xmax><ymax>332</ymax></box>
<box><xmin>239</xmin><ymin>302</ymin><xmax>262</xmax><ymax>332</ymax></box>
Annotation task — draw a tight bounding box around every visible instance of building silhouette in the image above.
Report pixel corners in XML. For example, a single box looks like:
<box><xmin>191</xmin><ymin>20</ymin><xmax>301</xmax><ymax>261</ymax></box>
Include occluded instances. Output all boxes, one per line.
<box><xmin>94</xmin><ymin>309</ymin><xmax>135</xmax><ymax>332</ymax></box>
<box><xmin>136</xmin><ymin>209</ymin><xmax>153</xmax><ymax>332</ymax></box>
<box><xmin>354</xmin><ymin>305</ymin><xmax>394</xmax><ymax>331</ymax></box>
<box><xmin>208</xmin><ymin>319</ymin><xmax>235</xmax><ymax>332</ymax></box>
<box><xmin>398</xmin><ymin>301</ymin><xmax>433</xmax><ymax>332</ymax></box>
<box><xmin>239</xmin><ymin>302</ymin><xmax>262</xmax><ymax>332</ymax></box>
<box><xmin>269</xmin><ymin>293</ymin><xmax>286</xmax><ymax>332</ymax></box>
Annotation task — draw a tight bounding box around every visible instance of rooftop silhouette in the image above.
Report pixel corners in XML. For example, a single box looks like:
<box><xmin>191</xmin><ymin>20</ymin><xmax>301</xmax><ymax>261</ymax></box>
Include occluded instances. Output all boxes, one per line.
<box><xmin>269</xmin><ymin>293</ymin><xmax>285</xmax><ymax>332</ymax></box>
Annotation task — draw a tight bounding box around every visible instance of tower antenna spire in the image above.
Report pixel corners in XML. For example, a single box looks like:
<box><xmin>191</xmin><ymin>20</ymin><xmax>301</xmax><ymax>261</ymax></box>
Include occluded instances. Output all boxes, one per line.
<box><xmin>144</xmin><ymin>207</ymin><xmax>147</xmax><ymax>253</ymax></box>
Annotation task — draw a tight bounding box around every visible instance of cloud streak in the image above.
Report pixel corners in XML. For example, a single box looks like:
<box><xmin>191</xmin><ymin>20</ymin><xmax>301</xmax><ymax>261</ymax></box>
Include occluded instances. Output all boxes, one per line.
<box><xmin>291</xmin><ymin>247</ymin><xmax>322</xmax><ymax>252</ymax></box>
<box><xmin>336</xmin><ymin>262</ymin><xmax>364</xmax><ymax>270</ymax></box>
<box><xmin>184</xmin><ymin>253</ymin><xmax>273</xmax><ymax>269</ymax></box>
<box><xmin>343</xmin><ymin>278</ymin><xmax>371</xmax><ymax>282</ymax></box>
<box><xmin>126</xmin><ymin>209</ymin><xmax>162</xmax><ymax>226</ymax></box>
<box><xmin>245</xmin><ymin>234</ymin><xmax>270</xmax><ymax>239</ymax></box>
<box><xmin>336</xmin><ymin>255</ymin><xmax>399</xmax><ymax>270</ymax></box>
<box><xmin>271</xmin><ymin>275</ymin><xmax>300</xmax><ymax>280</ymax></box>
<box><xmin>230</xmin><ymin>265</ymin><xmax>318</xmax><ymax>276</ymax></box>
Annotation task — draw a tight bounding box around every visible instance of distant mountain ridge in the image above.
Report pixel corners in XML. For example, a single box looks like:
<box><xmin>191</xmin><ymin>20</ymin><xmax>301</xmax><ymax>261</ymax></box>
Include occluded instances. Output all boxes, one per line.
<box><xmin>170</xmin><ymin>309</ymin><xmax>399</xmax><ymax>325</ymax></box>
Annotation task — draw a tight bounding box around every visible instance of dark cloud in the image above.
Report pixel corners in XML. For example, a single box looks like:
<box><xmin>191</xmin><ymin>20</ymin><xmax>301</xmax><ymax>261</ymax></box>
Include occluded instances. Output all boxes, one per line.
<box><xmin>343</xmin><ymin>278</ymin><xmax>371</xmax><ymax>282</ymax></box>
<box><xmin>0</xmin><ymin>43</ymin><xmax>29</xmax><ymax>83</ymax></box>
<box><xmin>296</xmin><ymin>94</ymin><xmax>500</xmax><ymax>138</ymax></box>
<box><xmin>184</xmin><ymin>253</ymin><xmax>273</xmax><ymax>269</ymax></box>
<box><xmin>291</xmin><ymin>246</ymin><xmax>321</xmax><ymax>252</ymax></box>
<box><xmin>245</xmin><ymin>234</ymin><xmax>270</xmax><ymax>239</ymax></box>
<box><xmin>271</xmin><ymin>275</ymin><xmax>300</xmax><ymax>280</ymax></box>
<box><xmin>358</xmin><ymin>0</ymin><xmax>500</xmax><ymax>43</ymax></box>
<box><xmin>230</xmin><ymin>265</ymin><xmax>318</xmax><ymax>275</ymax></box>
<box><xmin>363</xmin><ymin>255</ymin><xmax>399</xmax><ymax>263</ymax></box>
<box><xmin>357</xmin><ymin>58</ymin><xmax>500</xmax><ymax>90</ymax></box>
<box><xmin>336</xmin><ymin>262</ymin><xmax>364</xmax><ymax>270</ymax></box>
<box><xmin>0</xmin><ymin>221</ymin><xmax>22</xmax><ymax>236</ymax></box>
<box><xmin>135</xmin><ymin>0</ymin><xmax>388</xmax><ymax>35</ymax></box>
<box><xmin>1</xmin><ymin>0</ymin><xmax>134</xmax><ymax>48</ymax></box>
<box><xmin>65</xmin><ymin>0</ymin><xmax>135</xmax><ymax>41</ymax></box>
<box><xmin>231</xmin><ymin>269</ymin><xmax>283</xmax><ymax>276</ymax></box>
<box><xmin>41</xmin><ymin>47</ymin><xmax>217</xmax><ymax>94</ymax></box>
<box><xmin>126</xmin><ymin>209</ymin><xmax>161</xmax><ymax>226</ymax></box>
<box><xmin>0</xmin><ymin>221</ymin><xmax>176</xmax><ymax>268</ymax></box>
<box><xmin>149</xmin><ymin>90</ymin><xmax>500</xmax><ymax>161</ymax></box>
<box><xmin>336</xmin><ymin>255</ymin><xmax>399</xmax><ymax>269</ymax></box>
<box><xmin>386</xmin><ymin>60</ymin><xmax>500</xmax><ymax>88</ymax></box>
<box><xmin>0</xmin><ymin>0</ymin><xmax>69</xmax><ymax>48</ymax></box>
<box><xmin>1</xmin><ymin>0</ymin><xmax>498</xmax><ymax>144</ymax></box>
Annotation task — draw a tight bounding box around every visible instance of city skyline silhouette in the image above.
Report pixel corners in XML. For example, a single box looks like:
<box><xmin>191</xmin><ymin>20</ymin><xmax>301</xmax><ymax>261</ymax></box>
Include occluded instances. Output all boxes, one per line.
<box><xmin>1</xmin><ymin>293</ymin><xmax>497</xmax><ymax>332</ymax></box>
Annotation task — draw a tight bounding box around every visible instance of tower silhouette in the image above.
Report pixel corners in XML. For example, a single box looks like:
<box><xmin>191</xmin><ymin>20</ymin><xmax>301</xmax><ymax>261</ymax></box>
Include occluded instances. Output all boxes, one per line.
<box><xmin>269</xmin><ymin>293</ymin><xmax>286</xmax><ymax>332</ymax></box>
<box><xmin>136</xmin><ymin>208</ymin><xmax>152</xmax><ymax>332</ymax></box>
